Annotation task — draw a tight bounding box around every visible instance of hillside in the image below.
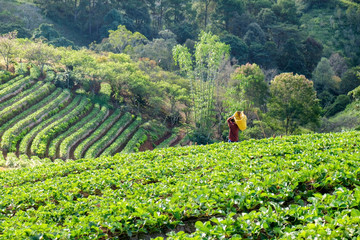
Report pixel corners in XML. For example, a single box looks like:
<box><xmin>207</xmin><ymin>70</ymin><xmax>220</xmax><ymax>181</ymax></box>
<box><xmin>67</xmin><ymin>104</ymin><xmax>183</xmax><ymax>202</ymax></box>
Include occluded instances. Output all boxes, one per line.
<box><xmin>0</xmin><ymin>130</ymin><xmax>359</xmax><ymax>239</ymax></box>
<box><xmin>321</xmin><ymin>101</ymin><xmax>360</xmax><ymax>132</ymax></box>
<box><xmin>0</xmin><ymin>71</ymin><xmax>148</xmax><ymax>164</ymax></box>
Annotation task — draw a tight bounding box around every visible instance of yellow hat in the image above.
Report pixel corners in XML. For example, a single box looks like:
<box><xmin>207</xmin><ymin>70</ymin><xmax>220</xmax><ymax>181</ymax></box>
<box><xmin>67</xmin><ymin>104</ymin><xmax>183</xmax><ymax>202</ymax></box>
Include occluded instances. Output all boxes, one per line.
<box><xmin>233</xmin><ymin>111</ymin><xmax>247</xmax><ymax>131</ymax></box>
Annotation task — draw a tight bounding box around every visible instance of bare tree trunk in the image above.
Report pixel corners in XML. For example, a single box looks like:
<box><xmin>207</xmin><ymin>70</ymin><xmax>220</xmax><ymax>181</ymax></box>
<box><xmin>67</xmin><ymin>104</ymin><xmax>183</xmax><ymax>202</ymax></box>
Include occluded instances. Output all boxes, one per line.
<box><xmin>204</xmin><ymin>0</ymin><xmax>209</xmax><ymax>29</ymax></box>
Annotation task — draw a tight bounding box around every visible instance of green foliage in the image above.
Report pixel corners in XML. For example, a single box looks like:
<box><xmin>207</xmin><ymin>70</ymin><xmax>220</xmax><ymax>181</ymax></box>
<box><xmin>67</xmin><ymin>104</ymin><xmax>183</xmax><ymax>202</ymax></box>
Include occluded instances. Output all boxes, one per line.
<box><xmin>269</xmin><ymin>72</ymin><xmax>321</xmax><ymax>134</ymax></box>
<box><xmin>220</xmin><ymin>33</ymin><xmax>248</xmax><ymax>64</ymax></box>
<box><xmin>0</xmin><ymin>88</ymin><xmax>62</xmax><ymax>138</ymax></box>
<box><xmin>108</xmin><ymin>25</ymin><xmax>147</xmax><ymax>54</ymax></box>
<box><xmin>31</xmin><ymin>96</ymin><xmax>92</xmax><ymax>157</ymax></box>
<box><xmin>349</xmin><ymin>85</ymin><xmax>360</xmax><ymax>101</ymax></box>
<box><xmin>0</xmin><ymin>82</ymin><xmax>55</xmax><ymax>126</ymax></box>
<box><xmin>102</xmin><ymin>117</ymin><xmax>143</xmax><ymax>155</ymax></box>
<box><xmin>44</xmin><ymin>69</ymin><xmax>56</xmax><ymax>82</ymax></box>
<box><xmin>318</xmin><ymin>90</ymin><xmax>336</xmax><ymax>108</ymax></box>
<box><xmin>21</xmin><ymin>39</ymin><xmax>60</xmax><ymax>74</ymax></box>
<box><xmin>229</xmin><ymin>63</ymin><xmax>269</xmax><ymax>110</ymax></box>
<box><xmin>0</xmin><ymin>31</ymin><xmax>18</xmax><ymax>71</ymax></box>
<box><xmin>49</xmin><ymin>37</ymin><xmax>75</xmax><ymax>48</ymax></box>
<box><xmin>0</xmin><ymin>23</ymin><xmax>31</xmax><ymax>38</ymax></box>
<box><xmin>84</xmin><ymin>112</ymin><xmax>133</xmax><ymax>158</ymax></box>
<box><xmin>324</xmin><ymin>94</ymin><xmax>352</xmax><ymax>117</ymax></box>
<box><xmin>1</xmin><ymin>89</ymin><xmax>71</xmax><ymax>152</ymax></box>
<box><xmin>156</xmin><ymin>128</ymin><xmax>180</xmax><ymax>149</ymax></box>
<box><xmin>0</xmin><ymin>75</ymin><xmax>33</xmax><ymax>103</ymax></box>
<box><xmin>14</xmin><ymin>63</ymin><xmax>28</xmax><ymax>75</ymax></box>
<box><xmin>272</xmin><ymin>0</ymin><xmax>299</xmax><ymax>24</ymax></box>
<box><xmin>48</xmin><ymin>103</ymin><xmax>100</xmax><ymax>159</ymax></box>
<box><xmin>32</xmin><ymin>23</ymin><xmax>59</xmax><ymax>41</ymax></box>
<box><xmin>73</xmin><ymin>110</ymin><xmax>122</xmax><ymax>159</ymax></box>
<box><xmin>0</xmin><ymin>74</ymin><xmax>23</xmax><ymax>91</ymax></box>
<box><xmin>188</xmin><ymin>127</ymin><xmax>214</xmax><ymax>145</ymax></box>
<box><xmin>278</xmin><ymin>38</ymin><xmax>307</xmax><ymax>75</ymax></box>
<box><xmin>20</xmin><ymin>95</ymin><xmax>82</xmax><ymax>156</ymax></box>
<box><xmin>58</xmin><ymin>105</ymin><xmax>109</xmax><ymax>159</ymax></box>
<box><xmin>0</xmin><ymin>131</ymin><xmax>359</xmax><ymax>238</ymax></box>
<box><xmin>312</xmin><ymin>57</ymin><xmax>337</xmax><ymax>93</ymax></box>
<box><xmin>340</xmin><ymin>66</ymin><xmax>360</xmax><ymax>94</ymax></box>
<box><xmin>0</xmin><ymin>70</ymin><xmax>13</xmax><ymax>83</ymax></box>
<box><xmin>173</xmin><ymin>31</ymin><xmax>230</xmax><ymax>131</ymax></box>
<box><xmin>123</xmin><ymin>128</ymin><xmax>147</xmax><ymax>153</ymax></box>
<box><xmin>29</xmin><ymin>65</ymin><xmax>41</xmax><ymax>79</ymax></box>
<box><xmin>134</xmin><ymin>30</ymin><xmax>178</xmax><ymax>71</ymax></box>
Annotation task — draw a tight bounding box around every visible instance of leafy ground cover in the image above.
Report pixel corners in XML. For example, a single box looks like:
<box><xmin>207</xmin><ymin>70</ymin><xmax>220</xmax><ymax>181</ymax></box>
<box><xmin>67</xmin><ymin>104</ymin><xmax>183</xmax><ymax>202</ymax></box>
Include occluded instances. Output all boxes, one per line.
<box><xmin>0</xmin><ymin>72</ymin><xmax>149</xmax><ymax>161</ymax></box>
<box><xmin>0</xmin><ymin>131</ymin><xmax>359</xmax><ymax>239</ymax></box>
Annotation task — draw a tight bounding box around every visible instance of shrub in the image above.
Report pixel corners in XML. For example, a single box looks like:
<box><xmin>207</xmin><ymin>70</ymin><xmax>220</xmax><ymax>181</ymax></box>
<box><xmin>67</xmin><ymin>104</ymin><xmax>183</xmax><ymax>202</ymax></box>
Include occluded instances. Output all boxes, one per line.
<box><xmin>15</xmin><ymin>63</ymin><xmax>29</xmax><ymax>75</ymax></box>
<box><xmin>324</xmin><ymin>95</ymin><xmax>351</xmax><ymax>117</ymax></box>
<box><xmin>30</xmin><ymin>65</ymin><xmax>41</xmax><ymax>79</ymax></box>
<box><xmin>0</xmin><ymin>71</ymin><xmax>12</xmax><ymax>83</ymax></box>
<box><xmin>188</xmin><ymin>128</ymin><xmax>214</xmax><ymax>145</ymax></box>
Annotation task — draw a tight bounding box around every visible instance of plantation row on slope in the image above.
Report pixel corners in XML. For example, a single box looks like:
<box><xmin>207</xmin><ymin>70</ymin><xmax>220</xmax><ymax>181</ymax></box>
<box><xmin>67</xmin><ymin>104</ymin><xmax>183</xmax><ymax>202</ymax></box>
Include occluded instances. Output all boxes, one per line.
<box><xmin>0</xmin><ymin>73</ymin><xmax>147</xmax><ymax>163</ymax></box>
<box><xmin>0</xmin><ymin>131</ymin><xmax>359</xmax><ymax>239</ymax></box>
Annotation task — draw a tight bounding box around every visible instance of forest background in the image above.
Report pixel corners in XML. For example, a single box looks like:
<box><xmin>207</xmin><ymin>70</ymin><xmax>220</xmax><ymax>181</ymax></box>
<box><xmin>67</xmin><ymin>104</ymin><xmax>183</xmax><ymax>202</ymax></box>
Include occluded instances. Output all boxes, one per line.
<box><xmin>0</xmin><ymin>0</ymin><xmax>360</xmax><ymax>145</ymax></box>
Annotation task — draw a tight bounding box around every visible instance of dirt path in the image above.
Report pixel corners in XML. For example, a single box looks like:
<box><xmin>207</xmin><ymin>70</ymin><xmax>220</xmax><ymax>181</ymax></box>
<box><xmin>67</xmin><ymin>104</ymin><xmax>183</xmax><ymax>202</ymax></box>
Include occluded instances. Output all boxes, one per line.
<box><xmin>170</xmin><ymin>130</ymin><xmax>186</xmax><ymax>147</ymax></box>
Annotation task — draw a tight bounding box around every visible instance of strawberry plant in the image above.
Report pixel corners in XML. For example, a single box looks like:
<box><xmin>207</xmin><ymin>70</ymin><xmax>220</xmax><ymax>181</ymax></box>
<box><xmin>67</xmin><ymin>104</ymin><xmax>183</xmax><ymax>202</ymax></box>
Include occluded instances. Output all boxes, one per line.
<box><xmin>0</xmin><ymin>131</ymin><xmax>359</xmax><ymax>239</ymax></box>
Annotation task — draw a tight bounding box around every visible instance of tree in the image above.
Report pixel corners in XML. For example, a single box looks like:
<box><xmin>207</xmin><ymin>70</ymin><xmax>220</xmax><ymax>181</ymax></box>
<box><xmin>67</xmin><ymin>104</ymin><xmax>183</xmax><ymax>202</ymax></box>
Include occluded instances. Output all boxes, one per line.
<box><xmin>312</xmin><ymin>57</ymin><xmax>337</xmax><ymax>93</ymax></box>
<box><xmin>100</xmin><ymin>9</ymin><xmax>127</xmax><ymax>39</ymax></box>
<box><xmin>122</xmin><ymin>0</ymin><xmax>152</xmax><ymax>37</ymax></box>
<box><xmin>163</xmin><ymin>0</ymin><xmax>192</xmax><ymax>27</ymax></box>
<box><xmin>278</xmin><ymin>38</ymin><xmax>307</xmax><ymax>75</ymax></box>
<box><xmin>244</xmin><ymin>23</ymin><xmax>266</xmax><ymax>46</ymax></box>
<box><xmin>269</xmin><ymin>72</ymin><xmax>320</xmax><ymax>134</ymax></box>
<box><xmin>108</xmin><ymin>25</ymin><xmax>147</xmax><ymax>54</ymax></box>
<box><xmin>329</xmin><ymin>53</ymin><xmax>348</xmax><ymax>78</ymax></box>
<box><xmin>32</xmin><ymin>23</ymin><xmax>59</xmax><ymax>41</ymax></box>
<box><xmin>302</xmin><ymin>37</ymin><xmax>323</xmax><ymax>77</ymax></box>
<box><xmin>220</xmin><ymin>33</ymin><xmax>248</xmax><ymax>64</ymax></box>
<box><xmin>214</xmin><ymin>0</ymin><xmax>245</xmax><ymax>31</ymax></box>
<box><xmin>21</xmin><ymin>39</ymin><xmax>59</xmax><ymax>75</ymax></box>
<box><xmin>340</xmin><ymin>66</ymin><xmax>360</xmax><ymax>94</ymax></box>
<box><xmin>134</xmin><ymin>30</ymin><xmax>177</xmax><ymax>70</ymax></box>
<box><xmin>229</xmin><ymin>63</ymin><xmax>269</xmax><ymax>110</ymax></box>
<box><xmin>245</xmin><ymin>0</ymin><xmax>272</xmax><ymax>15</ymax></box>
<box><xmin>173</xmin><ymin>31</ymin><xmax>230</xmax><ymax>132</ymax></box>
<box><xmin>0</xmin><ymin>31</ymin><xmax>17</xmax><ymax>71</ymax></box>
<box><xmin>272</xmin><ymin>0</ymin><xmax>299</xmax><ymax>25</ymax></box>
<box><xmin>257</xmin><ymin>8</ymin><xmax>277</xmax><ymax>27</ymax></box>
<box><xmin>32</xmin><ymin>23</ymin><xmax>75</xmax><ymax>48</ymax></box>
<box><xmin>158</xmin><ymin>81</ymin><xmax>188</xmax><ymax>126</ymax></box>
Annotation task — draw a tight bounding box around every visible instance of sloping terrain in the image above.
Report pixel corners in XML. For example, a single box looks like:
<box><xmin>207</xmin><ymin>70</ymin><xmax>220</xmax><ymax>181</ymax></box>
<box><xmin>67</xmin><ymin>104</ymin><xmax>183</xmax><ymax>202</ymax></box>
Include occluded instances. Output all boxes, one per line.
<box><xmin>0</xmin><ymin>130</ymin><xmax>359</xmax><ymax>239</ymax></box>
<box><xmin>0</xmin><ymin>73</ymin><xmax>147</xmax><ymax>163</ymax></box>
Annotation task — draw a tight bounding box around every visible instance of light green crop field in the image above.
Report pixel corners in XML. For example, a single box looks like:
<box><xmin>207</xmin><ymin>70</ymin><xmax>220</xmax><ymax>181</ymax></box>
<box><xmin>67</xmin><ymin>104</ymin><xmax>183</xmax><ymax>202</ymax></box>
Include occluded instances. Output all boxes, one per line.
<box><xmin>0</xmin><ymin>131</ymin><xmax>359</xmax><ymax>239</ymax></box>
<box><xmin>0</xmin><ymin>72</ymin><xmax>146</xmax><ymax>163</ymax></box>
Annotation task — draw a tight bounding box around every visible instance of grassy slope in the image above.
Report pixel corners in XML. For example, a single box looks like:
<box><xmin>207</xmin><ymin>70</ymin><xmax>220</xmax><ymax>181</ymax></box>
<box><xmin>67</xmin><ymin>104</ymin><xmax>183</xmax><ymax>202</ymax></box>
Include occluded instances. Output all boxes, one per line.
<box><xmin>299</xmin><ymin>5</ymin><xmax>348</xmax><ymax>56</ymax></box>
<box><xmin>321</xmin><ymin>101</ymin><xmax>360</xmax><ymax>132</ymax></box>
<box><xmin>0</xmin><ymin>0</ymin><xmax>90</xmax><ymax>46</ymax></box>
<box><xmin>0</xmin><ymin>131</ymin><xmax>359</xmax><ymax>239</ymax></box>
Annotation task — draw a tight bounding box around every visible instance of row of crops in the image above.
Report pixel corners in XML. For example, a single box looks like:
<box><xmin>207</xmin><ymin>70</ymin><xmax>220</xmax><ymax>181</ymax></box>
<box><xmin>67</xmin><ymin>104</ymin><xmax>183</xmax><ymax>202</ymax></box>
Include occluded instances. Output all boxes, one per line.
<box><xmin>0</xmin><ymin>130</ymin><xmax>359</xmax><ymax>239</ymax></box>
<box><xmin>0</xmin><ymin>73</ymin><xmax>148</xmax><ymax>165</ymax></box>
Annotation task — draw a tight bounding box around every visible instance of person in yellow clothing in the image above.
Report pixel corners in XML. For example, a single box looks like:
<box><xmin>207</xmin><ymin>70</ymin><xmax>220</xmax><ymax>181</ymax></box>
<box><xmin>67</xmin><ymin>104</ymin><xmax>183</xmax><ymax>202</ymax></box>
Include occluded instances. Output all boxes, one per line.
<box><xmin>227</xmin><ymin>111</ymin><xmax>247</xmax><ymax>142</ymax></box>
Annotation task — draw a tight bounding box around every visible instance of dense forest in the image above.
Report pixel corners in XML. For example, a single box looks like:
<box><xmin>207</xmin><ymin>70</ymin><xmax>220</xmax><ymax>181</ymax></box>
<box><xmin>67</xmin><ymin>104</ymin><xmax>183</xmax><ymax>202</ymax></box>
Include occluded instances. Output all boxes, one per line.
<box><xmin>0</xmin><ymin>0</ymin><xmax>360</xmax><ymax>145</ymax></box>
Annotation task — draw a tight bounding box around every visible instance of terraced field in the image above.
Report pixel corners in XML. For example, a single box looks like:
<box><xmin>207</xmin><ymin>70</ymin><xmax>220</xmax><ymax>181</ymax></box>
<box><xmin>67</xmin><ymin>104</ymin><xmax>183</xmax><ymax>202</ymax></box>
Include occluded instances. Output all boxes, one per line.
<box><xmin>0</xmin><ymin>73</ymin><xmax>147</xmax><ymax>164</ymax></box>
<box><xmin>0</xmin><ymin>130</ymin><xmax>359</xmax><ymax>239</ymax></box>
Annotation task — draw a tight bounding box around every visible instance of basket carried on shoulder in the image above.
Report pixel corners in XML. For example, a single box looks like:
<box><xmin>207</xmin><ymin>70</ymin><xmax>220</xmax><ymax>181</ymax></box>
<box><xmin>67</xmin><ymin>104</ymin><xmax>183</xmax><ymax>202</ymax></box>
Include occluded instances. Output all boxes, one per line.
<box><xmin>233</xmin><ymin>111</ymin><xmax>247</xmax><ymax>131</ymax></box>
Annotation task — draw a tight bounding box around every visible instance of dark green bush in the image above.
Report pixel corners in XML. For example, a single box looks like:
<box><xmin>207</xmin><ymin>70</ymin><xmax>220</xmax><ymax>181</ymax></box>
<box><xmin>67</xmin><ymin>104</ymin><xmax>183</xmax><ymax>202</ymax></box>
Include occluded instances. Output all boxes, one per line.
<box><xmin>324</xmin><ymin>94</ymin><xmax>351</xmax><ymax>117</ymax></box>
<box><xmin>189</xmin><ymin>128</ymin><xmax>214</xmax><ymax>145</ymax></box>
<box><xmin>0</xmin><ymin>71</ymin><xmax>13</xmax><ymax>83</ymax></box>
